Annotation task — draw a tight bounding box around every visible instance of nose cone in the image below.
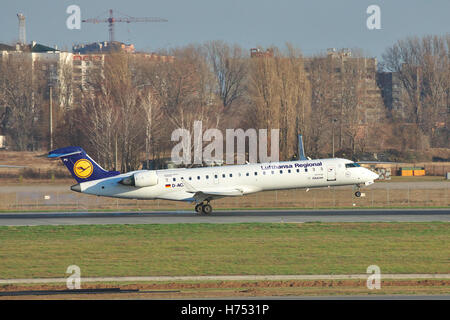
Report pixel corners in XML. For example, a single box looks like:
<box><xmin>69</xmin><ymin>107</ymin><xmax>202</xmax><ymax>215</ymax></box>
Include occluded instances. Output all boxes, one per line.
<box><xmin>369</xmin><ymin>170</ymin><xmax>379</xmax><ymax>180</ymax></box>
<box><xmin>71</xmin><ymin>184</ymin><xmax>81</xmax><ymax>193</ymax></box>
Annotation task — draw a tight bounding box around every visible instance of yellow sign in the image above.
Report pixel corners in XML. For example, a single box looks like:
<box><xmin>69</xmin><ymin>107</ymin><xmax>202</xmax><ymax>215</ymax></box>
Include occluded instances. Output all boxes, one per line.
<box><xmin>73</xmin><ymin>159</ymin><xmax>93</xmax><ymax>179</ymax></box>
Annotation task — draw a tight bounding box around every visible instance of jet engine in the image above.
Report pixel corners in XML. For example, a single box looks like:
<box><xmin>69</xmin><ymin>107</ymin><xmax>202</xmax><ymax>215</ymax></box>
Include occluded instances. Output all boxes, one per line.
<box><xmin>119</xmin><ymin>171</ymin><xmax>158</xmax><ymax>188</ymax></box>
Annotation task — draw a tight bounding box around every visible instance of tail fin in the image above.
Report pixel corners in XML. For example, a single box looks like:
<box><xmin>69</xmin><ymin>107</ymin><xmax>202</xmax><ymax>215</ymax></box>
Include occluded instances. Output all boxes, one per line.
<box><xmin>48</xmin><ymin>146</ymin><xmax>120</xmax><ymax>183</ymax></box>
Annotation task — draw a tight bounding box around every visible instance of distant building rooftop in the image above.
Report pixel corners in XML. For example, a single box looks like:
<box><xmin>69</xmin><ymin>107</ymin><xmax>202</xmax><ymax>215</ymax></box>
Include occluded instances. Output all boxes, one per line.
<box><xmin>31</xmin><ymin>42</ymin><xmax>59</xmax><ymax>53</ymax></box>
<box><xmin>0</xmin><ymin>43</ymin><xmax>15</xmax><ymax>51</ymax></box>
<box><xmin>0</xmin><ymin>42</ymin><xmax>60</xmax><ymax>53</ymax></box>
<box><xmin>72</xmin><ymin>41</ymin><xmax>135</xmax><ymax>54</ymax></box>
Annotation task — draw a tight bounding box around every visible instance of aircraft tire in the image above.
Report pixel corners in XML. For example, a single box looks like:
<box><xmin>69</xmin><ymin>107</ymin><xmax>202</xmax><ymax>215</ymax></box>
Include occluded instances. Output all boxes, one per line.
<box><xmin>202</xmin><ymin>204</ymin><xmax>212</xmax><ymax>214</ymax></box>
<box><xmin>195</xmin><ymin>204</ymin><xmax>202</xmax><ymax>213</ymax></box>
<box><xmin>355</xmin><ymin>191</ymin><xmax>362</xmax><ymax>197</ymax></box>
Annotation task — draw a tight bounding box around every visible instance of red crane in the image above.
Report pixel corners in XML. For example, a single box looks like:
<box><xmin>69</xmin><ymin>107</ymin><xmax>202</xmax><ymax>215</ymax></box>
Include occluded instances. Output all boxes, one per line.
<box><xmin>82</xmin><ymin>9</ymin><xmax>168</xmax><ymax>43</ymax></box>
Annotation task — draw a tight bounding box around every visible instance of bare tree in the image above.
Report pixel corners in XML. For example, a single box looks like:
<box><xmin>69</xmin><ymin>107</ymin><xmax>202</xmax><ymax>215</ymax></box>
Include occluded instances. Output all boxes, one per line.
<box><xmin>382</xmin><ymin>34</ymin><xmax>450</xmax><ymax>147</ymax></box>
<box><xmin>204</xmin><ymin>41</ymin><xmax>248</xmax><ymax>110</ymax></box>
<box><xmin>0</xmin><ymin>54</ymin><xmax>45</xmax><ymax>150</ymax></box>
<box><xmin>306</xmin><ymin>55</ymin><xmax>336</xmax><ymax>157</ymax></box>
<box><xmin>248</xmin><ymin>45</ymin><xmax>311</xmax><ymax>160</ymax></box>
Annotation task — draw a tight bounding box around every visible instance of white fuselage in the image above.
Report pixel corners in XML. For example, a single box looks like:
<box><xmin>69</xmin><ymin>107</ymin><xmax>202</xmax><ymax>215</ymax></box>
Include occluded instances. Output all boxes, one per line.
<box><xmin>74</xmin><ymin>158</ymin><xmax>378</xmax><ymax>202</ymax></box>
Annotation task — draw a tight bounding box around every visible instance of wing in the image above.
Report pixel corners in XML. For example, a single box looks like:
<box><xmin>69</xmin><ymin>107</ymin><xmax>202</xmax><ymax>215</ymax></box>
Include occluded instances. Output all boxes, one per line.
<box><xmin>181</xmin><ymin>178</ymin><xmax>244</xmax><ymax>203</ymax></box>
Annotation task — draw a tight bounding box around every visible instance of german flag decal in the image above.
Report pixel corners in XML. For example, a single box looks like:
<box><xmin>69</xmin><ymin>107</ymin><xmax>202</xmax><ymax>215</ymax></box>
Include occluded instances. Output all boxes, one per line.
<box><xmin>165</xmin><ymin>184</ymin><xmax>171</xmax><ymax>188</ymax></box>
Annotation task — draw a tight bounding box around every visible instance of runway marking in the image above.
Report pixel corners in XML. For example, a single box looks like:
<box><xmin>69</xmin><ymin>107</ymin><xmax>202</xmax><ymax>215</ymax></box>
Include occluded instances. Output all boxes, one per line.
<box><xmin>1</xmin><ymin>274</ymin><xmax>449</xmax><ymax>285</ymax></box>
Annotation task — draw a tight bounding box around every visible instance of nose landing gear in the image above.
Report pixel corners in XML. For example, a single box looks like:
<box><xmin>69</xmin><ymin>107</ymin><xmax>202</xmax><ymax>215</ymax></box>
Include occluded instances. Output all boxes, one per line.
<box><xmin>195</xmin><ymin>202</ymin><xmax>213</xmax><ymax>214</ymax></box>
<box><xmin>353</xmin><ymin>184</ymin><xmax>363</xmax><ymax>198</ymax></box>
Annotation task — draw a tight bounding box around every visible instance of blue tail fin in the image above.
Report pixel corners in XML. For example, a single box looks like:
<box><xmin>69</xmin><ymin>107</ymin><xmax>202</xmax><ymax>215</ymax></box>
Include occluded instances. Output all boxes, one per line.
<box><xmin>48</xmin><ymin>146</ymin><xmax>120</xmax><ymax>183</ymax></box>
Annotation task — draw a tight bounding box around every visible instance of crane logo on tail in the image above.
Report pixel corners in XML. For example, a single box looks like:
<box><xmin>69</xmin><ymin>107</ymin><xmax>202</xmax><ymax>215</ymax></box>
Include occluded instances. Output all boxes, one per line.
<box><xmin>73</xmin><ymin>159</ymin><xmax>93</xmax><ymax>179</ymax></box>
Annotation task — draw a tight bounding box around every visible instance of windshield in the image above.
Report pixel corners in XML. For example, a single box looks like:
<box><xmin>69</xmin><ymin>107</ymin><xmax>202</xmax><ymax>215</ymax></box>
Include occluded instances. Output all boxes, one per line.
<box><xmin>345</xmin><ymin>163</ymin><xmax>361</xmax><ymax>168</ymax></box>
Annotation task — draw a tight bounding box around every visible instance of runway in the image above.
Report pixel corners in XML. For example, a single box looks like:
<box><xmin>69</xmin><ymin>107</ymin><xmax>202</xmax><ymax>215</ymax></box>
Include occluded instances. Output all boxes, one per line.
<box><xmin>0</xmin><ymin>208</ymin><xmax>448</xmax><ymax>226</ymax></box>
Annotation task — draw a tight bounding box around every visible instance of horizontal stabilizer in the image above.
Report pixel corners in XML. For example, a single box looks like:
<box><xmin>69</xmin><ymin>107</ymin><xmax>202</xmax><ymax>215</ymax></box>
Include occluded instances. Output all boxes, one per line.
<box><xmin>47</xmin><ymin>150</ymin><xmax>82</xmax><ymax>158</ymax></box>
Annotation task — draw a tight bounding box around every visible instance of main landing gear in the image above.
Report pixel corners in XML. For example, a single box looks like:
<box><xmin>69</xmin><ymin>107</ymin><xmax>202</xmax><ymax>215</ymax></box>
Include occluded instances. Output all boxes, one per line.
<box><xmin>195</xmin><ymin>202</ymin><xmax>213</xmax><ymax>214</ymax></box>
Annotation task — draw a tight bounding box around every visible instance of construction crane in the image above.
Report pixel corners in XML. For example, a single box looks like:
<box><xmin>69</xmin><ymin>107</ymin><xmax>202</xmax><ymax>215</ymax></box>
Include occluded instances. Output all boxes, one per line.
<box><xmin>82</xmin><ymin>9</ymin><xmax>167</xmax><ymax>43</ymax></box>
<box><xmin>17</xmin><ymin>13</ymin><xmax>26</xmax><ymax>45</ymax></box>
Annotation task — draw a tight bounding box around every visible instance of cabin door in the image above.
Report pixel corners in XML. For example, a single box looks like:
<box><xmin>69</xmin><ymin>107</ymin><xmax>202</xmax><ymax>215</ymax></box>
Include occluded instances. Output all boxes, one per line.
<box><xmin>327</xmin><ymin>166</ymin><xmax>336</xmax><ymax>181</ymax></box>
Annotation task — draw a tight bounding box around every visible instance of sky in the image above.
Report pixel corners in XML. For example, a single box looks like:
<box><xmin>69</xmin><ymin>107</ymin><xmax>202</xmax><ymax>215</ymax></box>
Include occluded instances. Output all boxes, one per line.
<box><xmin>0</xmin><ymin>0</ymin><xmax>449</xmax><ymax>59</ymax></box>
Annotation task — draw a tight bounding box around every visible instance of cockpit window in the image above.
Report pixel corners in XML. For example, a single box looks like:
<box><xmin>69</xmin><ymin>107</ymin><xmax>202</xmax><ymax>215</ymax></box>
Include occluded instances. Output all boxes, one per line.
<box><xmin>345</xmin><ymin>163</ymin><xmax>361</xmax><ymax>168</ymax></box>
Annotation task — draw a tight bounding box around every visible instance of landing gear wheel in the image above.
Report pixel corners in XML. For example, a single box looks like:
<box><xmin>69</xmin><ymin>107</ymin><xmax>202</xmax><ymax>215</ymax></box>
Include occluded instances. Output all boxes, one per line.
<box><xmin>202</xmin><ymin>204</ymin><xmax>213</xmax><ymax>214</ymax></box>
<box><xmin>355</xmin><ymin>191</ymin><xmax>362</xmax><ymax>198</ymax></box>
<box><xmin>195</xmin><ymin>204</ymin><xmax>202</xmax><ymax>213</ymax></box>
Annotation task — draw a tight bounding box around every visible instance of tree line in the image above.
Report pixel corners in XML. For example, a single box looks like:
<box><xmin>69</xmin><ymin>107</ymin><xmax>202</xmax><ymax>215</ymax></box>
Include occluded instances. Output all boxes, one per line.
<box><xmin>0</xmin><ymin>34</ymin><xmax>448</xmax><ymax>170</ymax></box>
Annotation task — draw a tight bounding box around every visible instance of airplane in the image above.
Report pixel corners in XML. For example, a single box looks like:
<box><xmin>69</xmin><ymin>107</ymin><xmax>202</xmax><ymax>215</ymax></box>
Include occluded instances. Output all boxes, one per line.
<box><xmin>48</xmin><ymin>145</ymin><xmax>379</xmax><ymax>214</ymax></box>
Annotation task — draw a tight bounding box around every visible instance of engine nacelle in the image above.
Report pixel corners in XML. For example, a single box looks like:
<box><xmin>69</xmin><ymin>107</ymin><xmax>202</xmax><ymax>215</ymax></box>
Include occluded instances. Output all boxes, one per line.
<box><xmin>119</xmin><ymin>171</ymin><xmax>158</xmax><ymax>188</ymax></box>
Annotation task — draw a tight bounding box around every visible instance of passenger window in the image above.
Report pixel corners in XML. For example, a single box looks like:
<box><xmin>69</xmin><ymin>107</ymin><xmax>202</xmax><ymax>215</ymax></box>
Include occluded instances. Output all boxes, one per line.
<box><xmin>173</xmin><ymin>178</ymin><xmax>176</xmax><ymax>182</ymax></box>
<box><xmin>229</xmin><ymin>173</ymin><xmax>233</xmax><ymax>177</ymax></box>
<box><xmin>197</xmin><ymin>176</ymin><xmax>200</xmax><ymax>180</ymax></box>
<box><xmin>288</xmin><ymin>169</ymin><xmax>291</xmax><ymax>173</ymax></box>
<box><xmin>254</xmin><ymin>172</ymin><xmax>257</xmax><ymax>176</ymax></box>
<box><xmin>280</xmin><ymin>170</ymin><xmax>283</xmax><ymax>174</ymax></box>
<box><xmin>263</xmin><ymin>171</ymin><xmax>266</xmax><ymax>175</ymax></box>
<box><xmin>296</xmin><ymin>169</ymin><xmax>299</xmax><ymax>173</ymax></box>
<box><xmin>214</xmin><ymin>174</ymin><xmax>218</xmax><ymax>179</ymax></box>
<box><xmin>305</xmin><ymin>168</ymin><xmax>308</xmax><ymax>172</ymax></box>
<box><xmin>206</xmin><ymin>175</ymin><xmax>209</xmax><ymax>179</ymax></box>
<box><xmin>271</xmin><ymin>171</ymin><xmax>274</xmax><ymax>174</ymax></box>
<box><xmin>189</xmin><ymin>177</ymin><xmax>192</xmax><ymax>181</ymax></box>
<box><xmin>246</xmin><ymin>173</ymin><xmax>249</xmax><ymax>176</ymax></box>
<box><xmin>222</xmin><ymin>174</ymin><xmax>226</xmax><ymax>178</ymax></box>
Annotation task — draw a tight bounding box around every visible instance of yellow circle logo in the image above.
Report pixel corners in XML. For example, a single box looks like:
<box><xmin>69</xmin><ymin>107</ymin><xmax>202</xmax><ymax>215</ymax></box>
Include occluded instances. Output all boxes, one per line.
<box><xmin>74</xmin><ymin>159</ymin><xmax>93</xmax><ymax>179</ymax></box>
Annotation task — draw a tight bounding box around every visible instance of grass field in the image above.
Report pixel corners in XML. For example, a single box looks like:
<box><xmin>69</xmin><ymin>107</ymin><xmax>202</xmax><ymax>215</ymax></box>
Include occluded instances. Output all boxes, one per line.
<box><xmin>0</xmin><ymin>222</ymin><xmax>448</xmax><ymax>279</ymax></box>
